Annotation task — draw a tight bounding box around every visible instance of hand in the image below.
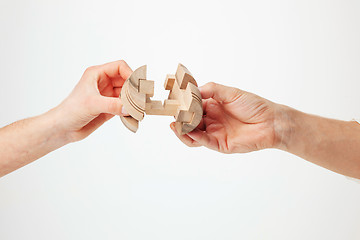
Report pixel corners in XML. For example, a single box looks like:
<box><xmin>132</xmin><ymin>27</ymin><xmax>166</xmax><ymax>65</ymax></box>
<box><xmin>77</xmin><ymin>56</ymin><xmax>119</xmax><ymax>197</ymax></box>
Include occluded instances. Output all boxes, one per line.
<box><xmin>52</xmin><ymin>60</ymin><xmax>132</xmax><ymax>142</ymax></box>
<box><xmin>170</xmin><ymin>82</ymin><xmax>281</xmax><ymax>153</ymax></box>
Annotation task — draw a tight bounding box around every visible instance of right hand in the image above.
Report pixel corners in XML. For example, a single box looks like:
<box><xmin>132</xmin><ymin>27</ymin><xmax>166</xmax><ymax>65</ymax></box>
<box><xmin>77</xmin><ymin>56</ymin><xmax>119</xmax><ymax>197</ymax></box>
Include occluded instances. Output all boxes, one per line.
<box><xmin>53</xmin><ymin>60</ymin><xmax>132</xmax><ymax>143</ymax></box>
<box><xmin>170</xmin><ymin>82</ymin><xmax>282</xmax><ymax>153</ymax></box>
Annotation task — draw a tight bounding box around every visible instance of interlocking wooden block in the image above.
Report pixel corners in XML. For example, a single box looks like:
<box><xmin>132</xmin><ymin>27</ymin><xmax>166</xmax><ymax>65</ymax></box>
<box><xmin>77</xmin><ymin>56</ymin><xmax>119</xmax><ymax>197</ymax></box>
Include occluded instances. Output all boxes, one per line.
<box><xmin>139</xmin><ymin>79</ymin><xmax>154</xmax><ymax>97</ymax></box>
<box><xmin>175</xmin><ymin>64</ymin><xmax>198</xmax><ymax>90</ymax></box>
<box><xmin>119</xmin><ymin>64</ymin><xmax>203</xmax><ymax>135</ymax></box>
<box><xmin>164</xmin><ymin>74</ymin><xmax>175</xmax><ymax>90</ymax></box>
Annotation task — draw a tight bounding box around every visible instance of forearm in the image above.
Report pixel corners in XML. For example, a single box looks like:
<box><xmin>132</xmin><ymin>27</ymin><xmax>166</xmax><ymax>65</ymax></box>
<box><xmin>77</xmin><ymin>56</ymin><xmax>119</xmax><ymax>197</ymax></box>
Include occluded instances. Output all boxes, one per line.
<box><xmin>0</xmin><ymin>109</ymin><xmax>69</xmax><ymax>177</ymax></box>
<box><xmin>0</xmin><ymin>60</ymin><xmax>131</xmax><ymax>178</ymax></box>
<box><xmin>275</xmin><ymin>105</ymin><xmax>360</xmax><ymax>178</ymax></box>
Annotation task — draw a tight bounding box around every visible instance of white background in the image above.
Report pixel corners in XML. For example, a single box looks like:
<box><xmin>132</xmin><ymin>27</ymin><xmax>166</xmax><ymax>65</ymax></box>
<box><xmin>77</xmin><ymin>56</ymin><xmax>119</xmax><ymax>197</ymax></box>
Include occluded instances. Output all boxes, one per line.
<box><xmin>1</xmin><ymin>0</ymin><xmax>360</xmax><ymax>239</ymax></box>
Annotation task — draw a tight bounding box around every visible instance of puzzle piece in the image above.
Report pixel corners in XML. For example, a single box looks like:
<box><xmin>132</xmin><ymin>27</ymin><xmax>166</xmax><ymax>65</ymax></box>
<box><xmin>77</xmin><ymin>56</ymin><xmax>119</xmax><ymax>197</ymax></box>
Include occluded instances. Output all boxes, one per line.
<box><xmin>119</xmin><ymin>64</ymin><xmax>203</xmax><ymax>135</ymax></box>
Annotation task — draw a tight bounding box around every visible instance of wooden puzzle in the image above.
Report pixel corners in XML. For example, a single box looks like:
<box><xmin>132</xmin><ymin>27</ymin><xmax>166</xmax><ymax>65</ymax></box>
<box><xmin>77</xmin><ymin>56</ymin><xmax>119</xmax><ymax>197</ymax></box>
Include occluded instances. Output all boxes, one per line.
<box><xmin>120</xmin><ymin>64</ymin><xmax>203</xmax><ymax>135</ymax></box>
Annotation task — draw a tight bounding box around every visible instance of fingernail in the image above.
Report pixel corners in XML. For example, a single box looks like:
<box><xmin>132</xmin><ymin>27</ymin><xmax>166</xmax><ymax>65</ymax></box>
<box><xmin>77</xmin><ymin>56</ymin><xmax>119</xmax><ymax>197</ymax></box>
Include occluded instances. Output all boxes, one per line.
<box><xmin>121</xmin><ymin>106</ymin><xmax>128</xmax><ymax>116</ymax></box>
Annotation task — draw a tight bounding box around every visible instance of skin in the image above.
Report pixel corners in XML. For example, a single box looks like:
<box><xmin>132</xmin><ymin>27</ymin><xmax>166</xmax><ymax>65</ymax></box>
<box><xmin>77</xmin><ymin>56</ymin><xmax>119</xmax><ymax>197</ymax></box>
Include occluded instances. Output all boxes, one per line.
<box><xmin>170</xmin><ymin>82</ymin><xmax>360</xmax><ymax>179</ymax></box>
<box><xmin>0</xmin><ymin>60</ymin><xmax>132</xmax><ymax>177</ymax></box>
<box><xmin>1</xmin><ymin>61</ymin><xmax>359</xmax><ymax>179</ymax></box>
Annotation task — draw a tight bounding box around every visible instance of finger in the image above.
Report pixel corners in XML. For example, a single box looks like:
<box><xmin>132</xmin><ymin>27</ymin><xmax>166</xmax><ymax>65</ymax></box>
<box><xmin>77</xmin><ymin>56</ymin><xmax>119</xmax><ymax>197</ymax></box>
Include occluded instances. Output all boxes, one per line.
<box><xmin>112</xmin><ymin>78</ymin><xmax>126</xmax><ymax>88</ymax></box>
<box><xmin>196</xmin><ymin>117</ymin><xmax>206</xmax><ymax>131</ymax></box>
<box><xmin>187</xmin><ymin>129</ymin><xmax>220</xmax><ymax>151</ymax></box>
<box><xmin>94</xmin><ymin>96</ymin><xmax>128</xmax><ymax>116</ymax></box>
<box><xmin>113</xmin><ymin>87</ymin><xmax>122</xmax><ymax>97</ymax></box>
<box><xmin>98</xmin><ymin>60</ymin><xmax>133</xmax><ymax>81</ymax></box>
<box><xmin>202</xmin><ymin>98</ymin><xmax>226</xmax><ymax>120</ymax></box>
<box><xmin>170</xmin><ymin>122</ymin><xmax>201</xmax><ymax>147</ymax></box>
<box><xmin>200</xmin><ymin>82</ymin><xmax>244</xmax><ymax>103</ymax></box>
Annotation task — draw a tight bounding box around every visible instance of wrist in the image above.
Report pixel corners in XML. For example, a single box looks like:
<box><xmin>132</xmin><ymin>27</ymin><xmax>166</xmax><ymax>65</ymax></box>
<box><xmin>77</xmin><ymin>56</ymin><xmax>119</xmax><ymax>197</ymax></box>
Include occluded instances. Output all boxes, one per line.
<box><xmin>272</xmin><ymin>104</ymin><xmax>299</xmax><ymax>151</ymax></box>
<box><xmin>41</xmin><ymin>106</ymin><xmax>72</xmax><ymax>146</ymax></box>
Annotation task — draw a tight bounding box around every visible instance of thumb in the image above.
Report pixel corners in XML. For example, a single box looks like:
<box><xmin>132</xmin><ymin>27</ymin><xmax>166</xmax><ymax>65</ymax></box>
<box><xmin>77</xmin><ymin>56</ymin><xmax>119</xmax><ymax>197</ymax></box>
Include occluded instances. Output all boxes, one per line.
<box><xmin>187</xmin><ymin>129</ymin><xmax>220</xmax><ymax>152</ymax></box>
<box><xmin>200</xmin><ymin>82</ymin><xmax>244</xmax><ymax>103</ymax></box>
<box><xmin>96</xmin><ymin>96</ymin><xmax>127</xmax><ymax>116</ymax></box>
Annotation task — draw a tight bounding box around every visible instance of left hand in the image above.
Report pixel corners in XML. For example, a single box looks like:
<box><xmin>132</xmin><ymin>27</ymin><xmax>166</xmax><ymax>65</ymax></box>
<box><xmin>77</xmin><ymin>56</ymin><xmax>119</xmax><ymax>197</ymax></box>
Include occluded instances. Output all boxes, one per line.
<box><xmin>170</xmin><ymin>82</ymin><xmax>279</xmax><ymax>153</ymax></box>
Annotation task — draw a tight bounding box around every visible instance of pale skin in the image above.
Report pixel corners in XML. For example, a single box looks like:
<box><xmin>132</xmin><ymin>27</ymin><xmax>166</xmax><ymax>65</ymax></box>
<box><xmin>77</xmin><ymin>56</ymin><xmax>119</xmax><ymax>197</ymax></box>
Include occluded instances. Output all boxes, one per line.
<box><xmin>1</xmin><ymin>60</ymin><xmax>360</xmax><ymax>179</ymax></box>
<box><xmin>170</xmin><ymin>82</ymin><xmax>360</xmax><ymax>179</ymax></box>
<box><xmin>0</xmin><ymin>60</ymin><xmax>132</xmax><ymax>177</ymax></box>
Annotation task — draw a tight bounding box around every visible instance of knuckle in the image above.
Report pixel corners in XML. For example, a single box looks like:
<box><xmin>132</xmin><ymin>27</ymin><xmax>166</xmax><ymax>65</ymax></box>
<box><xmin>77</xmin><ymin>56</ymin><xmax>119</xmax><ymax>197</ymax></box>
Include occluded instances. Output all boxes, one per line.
<box><xmin>113</xmin><ymin>60</ymin><xmax>126</xmax><ymax>69</ymax></box>
<box><xmin>84</xmin><ymin>66</ymin><xmax>99</xmax><ymax>78</ymax></box>
<box><xmin>85</xmin><ymin>66</ymin><xmax>96</xmax><ymax>73</ymax></box>
<box><xmin>206</xmin><ymin>82</ymin><xmax>217</xmax><ymax>88</ymax></box>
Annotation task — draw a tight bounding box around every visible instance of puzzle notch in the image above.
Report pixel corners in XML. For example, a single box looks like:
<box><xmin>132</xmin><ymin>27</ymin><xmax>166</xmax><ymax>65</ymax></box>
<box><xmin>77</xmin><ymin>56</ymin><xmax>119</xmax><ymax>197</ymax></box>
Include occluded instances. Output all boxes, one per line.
<box><xmin>119</xmin><ymin>64</ymin><xmax>203</xmax><ymax>135</ymax></box>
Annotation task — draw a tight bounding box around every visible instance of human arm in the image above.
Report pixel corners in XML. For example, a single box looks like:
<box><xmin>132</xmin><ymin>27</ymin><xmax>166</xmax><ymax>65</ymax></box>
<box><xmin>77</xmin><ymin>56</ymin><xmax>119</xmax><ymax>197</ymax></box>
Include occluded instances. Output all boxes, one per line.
<box><xmin>276</xmin><ymin>107</ymin><xmax>360</xmax><ymax>179</ymax></box>
<box><xmin>0</xmin><ymin>60</ymin><xmax>132</xmax><ymax>177</ymax></box>
<box><xmin>170</xmin><ymin>82</ymin><xmax>360</xmax><ymax>179</ymax></box>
